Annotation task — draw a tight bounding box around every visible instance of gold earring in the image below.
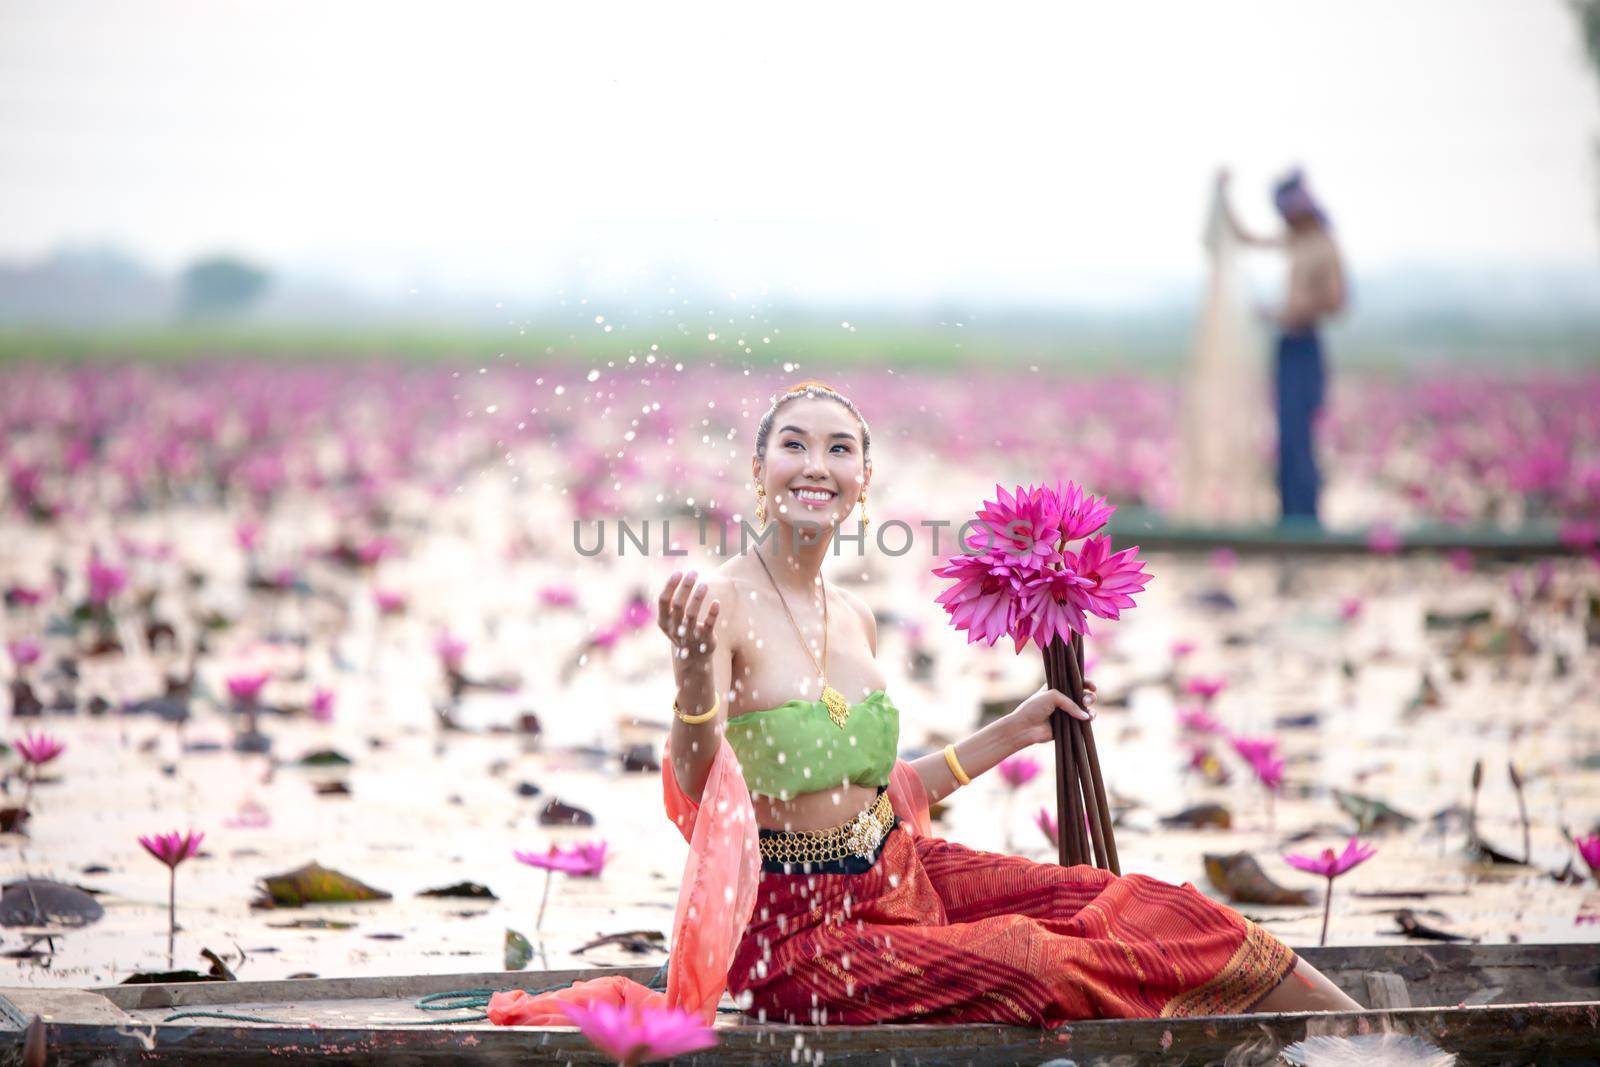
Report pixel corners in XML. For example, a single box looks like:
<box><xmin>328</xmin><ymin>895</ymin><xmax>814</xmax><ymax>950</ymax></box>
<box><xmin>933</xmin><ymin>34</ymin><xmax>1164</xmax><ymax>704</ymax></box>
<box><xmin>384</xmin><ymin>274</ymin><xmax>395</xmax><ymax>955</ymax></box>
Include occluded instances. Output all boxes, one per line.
<box><xmin>859</xmin><ymin>489</ymin><xmax>869</xmax><ymax>534</ymax></box>
<box><xmin>755</xmin><ymin>485</ymin><xmax>767</xmax><ymax>528</ymax></box>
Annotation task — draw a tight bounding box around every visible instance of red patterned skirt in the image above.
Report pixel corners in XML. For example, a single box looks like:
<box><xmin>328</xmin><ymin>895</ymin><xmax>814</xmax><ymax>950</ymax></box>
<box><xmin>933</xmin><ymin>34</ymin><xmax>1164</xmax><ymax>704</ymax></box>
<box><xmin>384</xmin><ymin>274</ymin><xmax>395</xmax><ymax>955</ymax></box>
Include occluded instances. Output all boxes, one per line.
<box><xmin>727</xmin><ymin>821</ymin><xmax>1296</xmax><ymax>1027</ymax></box>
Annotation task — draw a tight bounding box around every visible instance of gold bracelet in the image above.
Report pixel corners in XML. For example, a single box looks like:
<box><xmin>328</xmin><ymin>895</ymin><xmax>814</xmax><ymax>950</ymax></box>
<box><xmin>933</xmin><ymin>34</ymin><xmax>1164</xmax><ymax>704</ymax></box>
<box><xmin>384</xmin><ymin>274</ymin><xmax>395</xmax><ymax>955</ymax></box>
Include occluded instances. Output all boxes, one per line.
<box><xmin>673</xmin><ymin>694</ymin><xmax>720</xmax><ymax>725</ymax></box>
<box><xmin>943</xmin><ymin>743</ymin><xmax>971</xmax><ymax>787</ymax></box>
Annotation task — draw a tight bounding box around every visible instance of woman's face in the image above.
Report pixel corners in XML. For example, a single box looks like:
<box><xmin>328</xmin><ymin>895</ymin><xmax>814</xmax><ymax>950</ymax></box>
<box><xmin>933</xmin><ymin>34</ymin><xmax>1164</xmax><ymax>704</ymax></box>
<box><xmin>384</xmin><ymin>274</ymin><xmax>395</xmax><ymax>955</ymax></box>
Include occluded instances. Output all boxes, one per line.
<box><xmin>753</xmin><ymin>396</ymin><xmax>869</xmax><ymax>531</ymax></box>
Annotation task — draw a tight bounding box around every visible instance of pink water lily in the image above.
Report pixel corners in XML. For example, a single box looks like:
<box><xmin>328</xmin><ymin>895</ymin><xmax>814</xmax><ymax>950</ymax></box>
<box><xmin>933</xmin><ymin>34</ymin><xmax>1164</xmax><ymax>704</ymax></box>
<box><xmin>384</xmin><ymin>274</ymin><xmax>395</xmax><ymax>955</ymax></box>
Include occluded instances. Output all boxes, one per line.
<box><xmin>1170</xmin><ymin>640</ymin><xmax>1197</xmax><ymax>660</ymax></box>
<box><xmin>139</xmin><ymin>829</ymin><xmax>205</xmax><ymax>869</ymax></box>
<box><xmin>14</xmin><ymin>731</ymin><xmax>65</xmax><ymax>767</ymax></box>
<box><xmin>4</xmin><ymin>585</ymin><xmax>46</xmax><ymax>608</ymax></box>
<box><xmin>1575</xmin><ymin>833</ymin><xmax>1600</xmax><ymax>884</ymax></box>
<box><xmin>619</xmin><ymin>593</ymin><xmax>652</xmax><ymax>631</ymax></box>
<box><xmin>86</xmin><ymin>552</ymin><xmax>127</xmax><ymax>605</ymax></box>
<box><xmin>1053</xmin><ymin>480</ymin><xmax>1117</xmax><ymax>543</ymax></box>
<box><xmin>965</xmin><ymin>482</ymin><xmax>1063</xmax><ymax>566</ymax></box>
<box><xmin>140</xmin><ymin>829</ymin><xmax>204</xmax><ymax>968</ymax></box>
<box><xmin>515</xmin><ymin>841</ymin><xmax>609</xmax><ymax>876</ymax></box>
<box><xmin>435</xmin><ymin>631</ymin><xmax>468</xmax><ymax>672</ymax></box>
<box><xmin>1229</xmin><ymin>735</ymin><xmax>1279</xmax><ymax>767</ymax></box>
<box><xmin>1176</xmin><ymin>706</ymin><xmax>1224</xmax><ymax>734</ymax></box>
<box><xmin>309</xmin><ymin>687</ymin><xmax>336</xmax><ymax>723</ymax></box>
<box><xmin>558</xmin><ymin>999</ymin><xmax>718</xmax><ymax>1067</ymax></box>
<box><xmin>998</xmin><ymin>754</ymin><xmax>1041</xmax><ymax>789</ymax></box>
<box><xmin>516</xmin><ymin>841</ymin><xmax>611</xmax><ymax>932</ymax></box>
<box><xmin>932</xmin><ymin>551</ymin><xmax>1031</xmax><ymax>649</ymax></box>
<box><xmin>226</xmin><ymin>672</ymin><xmax>270</xmax><ymax>704</ymax></box>
<box><xmin>1062</xmin><ymin>535</ymin><xmax>1151</xmax><ymax>625</ymax></box>
<box><xmin>373</xmin><ymin>589</ymin><xmax>407</xmax><ymax>616</ymax></box>
<box><xmin>1015</xmin><ymin>559</ymin><xmax>1092</xmax><ymax>649</ymax></box>
<box><xmin>13</xmin><ymin>730</ymin><xmax>65</xmax><ymax>809</ymax></box>
<box><xmin>540</xmin><ymin>583</ymin><xmax>578</xmax><ymax>608</ymax></box>
<box><xmin>1284</xmin><ymin>836</ymin><xmax>1377</xmax><ymax>946</ymax></box>
<box><xmin>1185</xmin><ymin>677</ymin><xmax>1227</xmax><ymax>703</ymax></box>
<box><xmin>6</xmin><ymin>639</ymin><xmax>41</xmax><ymax>670</ymax></box>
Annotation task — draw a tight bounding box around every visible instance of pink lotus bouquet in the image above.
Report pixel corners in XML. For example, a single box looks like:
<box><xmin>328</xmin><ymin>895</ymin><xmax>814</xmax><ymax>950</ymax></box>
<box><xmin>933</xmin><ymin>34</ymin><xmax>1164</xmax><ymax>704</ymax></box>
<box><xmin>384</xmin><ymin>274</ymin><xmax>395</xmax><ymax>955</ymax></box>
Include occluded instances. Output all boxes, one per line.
<box><xmin>933</xmin><ymin>481</ymin><xmax>1150</xmax><ymax>871</ymax></box>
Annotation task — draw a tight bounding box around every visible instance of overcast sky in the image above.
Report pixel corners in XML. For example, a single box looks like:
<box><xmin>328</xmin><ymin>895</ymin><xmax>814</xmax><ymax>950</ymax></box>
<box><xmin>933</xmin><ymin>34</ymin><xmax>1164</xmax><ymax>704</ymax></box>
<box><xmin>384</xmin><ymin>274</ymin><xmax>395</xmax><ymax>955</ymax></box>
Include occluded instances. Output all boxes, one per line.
<box><xmin>3</xmin><ymin>1</ymin><xmax>1598</xmax><ymax>305</ymax></box>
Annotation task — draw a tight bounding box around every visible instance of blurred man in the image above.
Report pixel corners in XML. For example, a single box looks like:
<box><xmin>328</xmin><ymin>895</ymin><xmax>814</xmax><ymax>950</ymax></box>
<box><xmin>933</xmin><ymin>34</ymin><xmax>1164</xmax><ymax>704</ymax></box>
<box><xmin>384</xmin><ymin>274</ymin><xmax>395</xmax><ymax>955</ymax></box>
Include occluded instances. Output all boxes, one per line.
<box><xmin>1219</xmin><ymin>168</ymin><xmax>1348</xmax><ymax>525</ymax></box>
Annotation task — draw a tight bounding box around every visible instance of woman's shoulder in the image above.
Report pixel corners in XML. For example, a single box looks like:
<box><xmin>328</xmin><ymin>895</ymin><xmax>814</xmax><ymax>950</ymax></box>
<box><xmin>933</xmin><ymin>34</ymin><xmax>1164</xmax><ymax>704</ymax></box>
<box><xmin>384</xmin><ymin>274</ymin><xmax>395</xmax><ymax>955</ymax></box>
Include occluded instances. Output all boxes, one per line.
<box><xmin>829</xmin><ymin>583</ymin><xmax>878</xmax><ymax>649</ymax></box>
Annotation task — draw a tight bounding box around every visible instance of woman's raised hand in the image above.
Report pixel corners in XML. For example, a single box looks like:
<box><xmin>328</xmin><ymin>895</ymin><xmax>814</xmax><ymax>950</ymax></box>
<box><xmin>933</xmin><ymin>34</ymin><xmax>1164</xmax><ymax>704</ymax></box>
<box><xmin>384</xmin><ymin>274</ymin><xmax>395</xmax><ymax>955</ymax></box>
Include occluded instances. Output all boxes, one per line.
<box><xmin>1008</xmin><ymin>681</ymin><xmax>1098</xmax><ymax>746</ymax></box>
<box><xmin>658</xmin><ymin>570</ymin><xmax>721</xmax><ymax>667</ymax></box>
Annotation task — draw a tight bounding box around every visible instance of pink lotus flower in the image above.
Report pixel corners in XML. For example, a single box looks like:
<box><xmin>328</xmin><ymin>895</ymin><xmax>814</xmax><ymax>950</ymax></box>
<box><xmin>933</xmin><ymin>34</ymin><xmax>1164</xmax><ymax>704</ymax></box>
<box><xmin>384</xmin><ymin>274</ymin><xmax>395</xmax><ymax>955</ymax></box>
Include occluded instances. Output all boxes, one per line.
<box><xmin>591</xmin><ymin>622</ymin><xmax>621</xmax><ymax>650</ymax></box>
<box><xmin>540</xmin><ymin>584</ymin><xmax>578</xmax><ymax>608</ymax></box>
<box><xmin>1176</xmin><ymin>705</ymin><xmax>1223</xmax><ymax>734</ymax></box>
<box><xmin>1338</xmin><ymin>597</ymin><xmax>1363</xmax><ymax>623</ymax></box>
<box><xmin>1576</xmin><ymin>833</ymin><xmax>1600</xmax><ymax>883</ymax></box>
<box><xmin>1035</xmin><ymin>806</ymin><xmax>1059</xmax><ymax>847</ymax></box>
<box><xmin>139</xmin><ymin>829</ymin><xmax>205</xmax><ymax>869</ymax></box>
<box><xmin>1185</xmin><ymin>677</ymin><xmax>1227</xmax><ymax>703</ymax></box>
<box><xmin>1229</xmin><ymin>735</ymin><xmax>1279</xmax><ymax>767</ymax></box>
<box><xmin>557</xmin><ymin>999</ymin><xmax>718</xmax><ymax>1067</ymax></box>
<box><xmin>1447</xmin><ymin>548</ymin><xmax>1475</xmax><ymax>574</ymax></box>
<box><xmin>14</xmin><ymin>731</ymin><xmax>65</xmax><ymax>767</ymax></box>
<box><xmin>933</xmin><ymin>551</ymin><xmax>1032</xmax><ymax>649</ymax></box>
<box><xmin>1060</xmin><ymin>535</ymin><xmax>1151</xmax><ymax>628</ymax></box>
<box><xmin>1284</xmin><ymin>836</ymin><xmax>1377</xmax><ymax>946</ymax></box>
<box><xmin>1209</xmin><ymin>547</ymin><xmax>1237</xmax><ymax>572</ymax></box>
<box><xmin>1286</xmin><ymin>838</ymin><xmax>1376</xmax><ymax>883</ymax></box>
<box><xmin>1170</xmin><ymin>640</ymin><xmax>1197</xmax><ymax>660</ymax></box>
<box><xmin>373</xmin><ymin>589</ymin><xmax>407</xmax><ymax>616</ymax></box>
<box><xmin>356</xmin><ymin>536</ymin><xmax>395</xmax><ymax>566</ymax></box>
<box><xmin>964</xmin><ymin>483</ymin><xmax>1063</xmax><ymax>565</ymax></box>
<box><xmin>619</xmin><ymin>594</ymin><xmax>652</xmax><ymax>631</ymax></box>
<box><xmin>1015</xmin><ymin>558</ymin><xmax>1092</xmax><ymax>649</ymax></box>
<box><xmin>515</xmin><ymin>841</ymin><xmax>610</xmax><ymax>877</ymax></box>
<box><xmin>235</xmin><ymin>521</ymin><xmax>261</xmax><ymax>552</ymax></box>
<box><xmin>1246</xmin><ymin>753</ymin><xmax>1285</xmax><ymax>792</ymax></box>
<box><xmin>4</xmin><ymin>584</ymin><xmax>46</xmax><ymax>608</ymax></box>
<box><xmin>226</xmin><ymin>672</ymin><xmax>270</xmax><ymax>704</ymax></box>
<box><xmin>86</xmin><ymin>553</ymin><xmax>126</xmax><ymax>605</ymax></box>
<box><xmin>6</xmin><ymin>639</ymin><xmax>41</xmax><ymax>669</ymax></box>
<box><xmin>435</xmin><ymin>632</ymin><xmax>468</xmax><ymax>671</ymax></box>
<box><xmin>309</xmin><ymin>687</ymin><xmax>336</xmax><ymax>723</ymax></box>
<box><xmin>1053</xmin><ymin>481</ymin><xmax>1117</xmax><ymax>542</ymax></box>
<box><xmin>140</xmin><ymin>829</ymin><xmax>204</xmax><ymax>968</ymax></box>
<box><xmin>1366</xmin><ymin>523</ymin><xmax>1403</xmax><ymax>555</ymax></box>
<box><xmin>516</xmin><ymin>841</ymin><xmax>611</xmax><ymax>931</ymax></box>
<box><xmin>997</xmin><ymin>754</ymin><xmax>1040</xmax><ymax>789</ymax></box>
<box><xmin>13</xmin><ymin>731</ymin><xmax>64</xmax><ymax>809</ymax></box>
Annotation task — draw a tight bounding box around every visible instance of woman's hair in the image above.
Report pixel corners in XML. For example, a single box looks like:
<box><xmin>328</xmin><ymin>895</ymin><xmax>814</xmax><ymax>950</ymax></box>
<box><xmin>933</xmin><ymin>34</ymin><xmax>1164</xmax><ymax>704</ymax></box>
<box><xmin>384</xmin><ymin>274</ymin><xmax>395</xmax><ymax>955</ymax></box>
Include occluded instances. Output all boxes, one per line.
<box><xmin>753</xmin><ymin>379</ymin><xmax>872</xmax><ymax>462</ymax></box>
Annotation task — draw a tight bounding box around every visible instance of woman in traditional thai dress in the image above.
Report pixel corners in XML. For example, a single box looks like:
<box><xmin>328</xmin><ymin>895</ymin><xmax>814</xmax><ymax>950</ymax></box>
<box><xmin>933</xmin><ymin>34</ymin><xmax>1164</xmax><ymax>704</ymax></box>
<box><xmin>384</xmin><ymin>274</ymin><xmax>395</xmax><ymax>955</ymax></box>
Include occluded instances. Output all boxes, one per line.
<box><xmin>652</xmin><ymin>379</ymin><xmax>1363</xmax><ymax>1027</ymax></box>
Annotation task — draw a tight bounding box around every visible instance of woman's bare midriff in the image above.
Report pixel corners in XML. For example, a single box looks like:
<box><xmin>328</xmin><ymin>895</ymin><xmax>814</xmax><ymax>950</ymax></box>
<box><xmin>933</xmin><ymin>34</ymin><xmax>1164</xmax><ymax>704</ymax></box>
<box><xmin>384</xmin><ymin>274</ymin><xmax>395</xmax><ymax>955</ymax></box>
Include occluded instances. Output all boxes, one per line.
<box><xmin>750</xmin><ymin>784</ymin><xmax>884</xmax><ymax>833</ymax></box>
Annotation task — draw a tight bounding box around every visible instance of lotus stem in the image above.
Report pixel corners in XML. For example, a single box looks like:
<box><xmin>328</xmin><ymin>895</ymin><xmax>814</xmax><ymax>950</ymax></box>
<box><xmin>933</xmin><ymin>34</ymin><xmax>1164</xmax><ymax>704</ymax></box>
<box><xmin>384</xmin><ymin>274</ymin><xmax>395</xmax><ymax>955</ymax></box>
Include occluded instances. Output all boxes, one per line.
<box><xmin>167</xmin><ymin>866</ymin><xmax>177</xmax><ymax>969</ymax></box>
<box><xmin>1509</xmin><ymin>762</ymin><xmax>1531</xmax><ymax>865</ymax></box>
<box><xmin>1319</xmin><ymin>877</ymin><xmax>1333</xmax><ymax>947</ymax></box>
<box><xmin>536</xmin><ymin>869</ymin><xmax>553</xmax><ymax>933</ymax></box>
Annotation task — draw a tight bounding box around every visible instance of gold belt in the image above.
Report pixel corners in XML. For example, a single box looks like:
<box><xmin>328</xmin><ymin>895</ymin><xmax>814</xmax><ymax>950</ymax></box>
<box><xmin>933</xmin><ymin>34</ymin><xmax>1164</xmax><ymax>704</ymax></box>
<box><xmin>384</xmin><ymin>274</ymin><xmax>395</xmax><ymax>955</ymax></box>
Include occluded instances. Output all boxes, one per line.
<box><xmin>758</xmin><ymin>790</ymin><xmax>896</xmax><ymax>865</ymax></box>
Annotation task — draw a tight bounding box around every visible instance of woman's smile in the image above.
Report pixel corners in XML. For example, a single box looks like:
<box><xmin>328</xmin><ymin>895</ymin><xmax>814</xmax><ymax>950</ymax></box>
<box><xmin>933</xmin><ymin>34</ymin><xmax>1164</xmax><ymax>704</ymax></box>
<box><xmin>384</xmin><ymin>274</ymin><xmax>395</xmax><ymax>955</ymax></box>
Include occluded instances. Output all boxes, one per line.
<box><xmin>791</xmin><ymin>486</ymin><xmax>837</xmax><ymax>508</ymax></box>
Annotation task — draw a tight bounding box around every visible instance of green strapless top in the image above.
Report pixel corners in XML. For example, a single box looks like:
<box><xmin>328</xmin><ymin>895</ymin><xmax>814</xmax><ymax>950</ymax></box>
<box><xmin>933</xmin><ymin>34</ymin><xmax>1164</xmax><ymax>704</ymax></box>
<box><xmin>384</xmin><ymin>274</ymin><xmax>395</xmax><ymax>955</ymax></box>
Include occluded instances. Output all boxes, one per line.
<box><xmin>723</xmin><ymin>689</ymin><xmax>899</xmax><ymax>802</ymax></box>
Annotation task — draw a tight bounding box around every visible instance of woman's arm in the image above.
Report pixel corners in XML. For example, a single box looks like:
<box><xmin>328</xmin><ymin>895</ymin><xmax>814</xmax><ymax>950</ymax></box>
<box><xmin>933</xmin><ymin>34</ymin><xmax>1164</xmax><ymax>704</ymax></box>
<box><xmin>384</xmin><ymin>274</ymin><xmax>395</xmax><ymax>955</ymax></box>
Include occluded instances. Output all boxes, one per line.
<box><xmin>911</xmin><ymin>686</ymin><xmax>1092</xmax><ymax>806</ymax></box>
<box><xmin>662</xmin><ymin>571</ymin><xmax>737</xmax><ymax>806</ymax></box>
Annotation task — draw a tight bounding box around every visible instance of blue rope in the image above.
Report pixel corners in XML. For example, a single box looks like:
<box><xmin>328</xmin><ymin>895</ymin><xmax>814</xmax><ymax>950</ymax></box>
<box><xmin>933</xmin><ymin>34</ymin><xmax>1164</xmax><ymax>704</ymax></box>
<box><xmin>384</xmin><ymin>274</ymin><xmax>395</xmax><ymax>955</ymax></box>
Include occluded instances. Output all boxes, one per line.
<box><xmin>161</xmin><ymin>960</ymin><xmax>740</xmax><ymax>1026</ymax></box>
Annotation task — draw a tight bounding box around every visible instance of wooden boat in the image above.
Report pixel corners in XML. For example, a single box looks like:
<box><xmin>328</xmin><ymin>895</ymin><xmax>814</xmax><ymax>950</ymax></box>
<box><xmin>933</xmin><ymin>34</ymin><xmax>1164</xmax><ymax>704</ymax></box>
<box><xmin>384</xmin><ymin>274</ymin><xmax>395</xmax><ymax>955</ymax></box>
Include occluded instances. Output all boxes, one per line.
<box><xmin>2</xmin><ymin>942</ymin><xmax>1596</xmax><ymax>1065</ymax></box>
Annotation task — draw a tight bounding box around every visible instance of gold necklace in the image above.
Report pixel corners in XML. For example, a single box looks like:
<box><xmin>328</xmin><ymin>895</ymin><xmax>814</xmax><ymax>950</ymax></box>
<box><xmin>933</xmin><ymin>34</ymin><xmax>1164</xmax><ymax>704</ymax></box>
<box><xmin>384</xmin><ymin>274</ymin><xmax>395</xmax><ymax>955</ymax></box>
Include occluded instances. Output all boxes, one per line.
<box><xmin>753</xmin><ymin>548</ymin><xmax>851</xmax><ymax>729</ymax></box>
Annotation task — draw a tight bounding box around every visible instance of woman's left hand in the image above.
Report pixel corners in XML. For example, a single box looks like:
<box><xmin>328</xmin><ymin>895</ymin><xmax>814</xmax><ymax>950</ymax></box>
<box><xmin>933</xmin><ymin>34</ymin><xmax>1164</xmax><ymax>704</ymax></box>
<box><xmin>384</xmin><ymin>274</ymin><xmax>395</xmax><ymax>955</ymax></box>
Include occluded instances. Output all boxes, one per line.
<box><xmin>1008</xmin><ymin>680</ymin><xmax>1097</xmax><ymax>746</ymax></box>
